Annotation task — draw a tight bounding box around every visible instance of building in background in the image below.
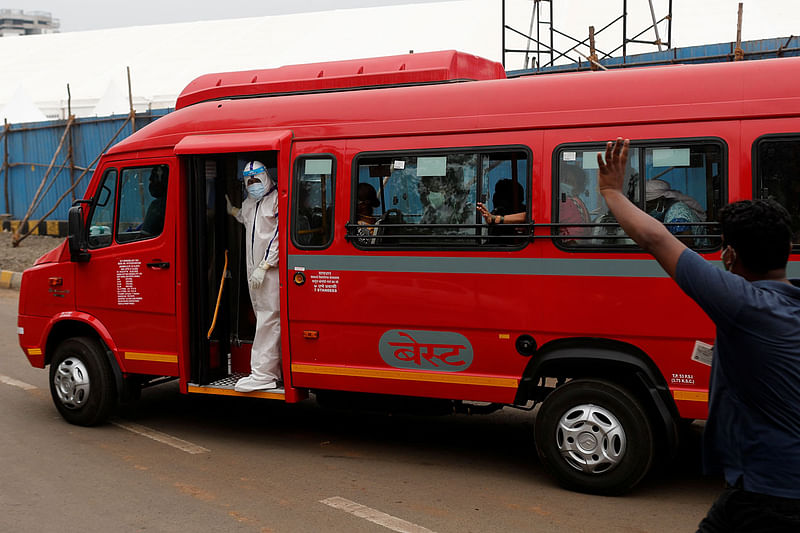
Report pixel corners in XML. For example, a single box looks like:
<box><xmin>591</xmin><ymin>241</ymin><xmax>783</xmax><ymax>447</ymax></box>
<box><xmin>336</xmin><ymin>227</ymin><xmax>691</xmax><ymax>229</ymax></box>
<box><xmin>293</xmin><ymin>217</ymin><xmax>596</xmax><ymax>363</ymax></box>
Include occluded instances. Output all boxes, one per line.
<box><xmin>0</xmin><ymin>9</ymin><xmax>59</xmax><ymax>37</ymax></box>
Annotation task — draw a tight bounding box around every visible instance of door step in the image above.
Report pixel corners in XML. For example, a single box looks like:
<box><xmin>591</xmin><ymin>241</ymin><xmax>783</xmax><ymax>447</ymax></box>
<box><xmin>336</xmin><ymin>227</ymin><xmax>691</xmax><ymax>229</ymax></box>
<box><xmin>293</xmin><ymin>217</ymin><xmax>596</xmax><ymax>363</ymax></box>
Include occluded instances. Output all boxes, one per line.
<box><xmin>187</xmin><ymin>373</ymin><xmax>285</xmax><ymax>400</ymax></box>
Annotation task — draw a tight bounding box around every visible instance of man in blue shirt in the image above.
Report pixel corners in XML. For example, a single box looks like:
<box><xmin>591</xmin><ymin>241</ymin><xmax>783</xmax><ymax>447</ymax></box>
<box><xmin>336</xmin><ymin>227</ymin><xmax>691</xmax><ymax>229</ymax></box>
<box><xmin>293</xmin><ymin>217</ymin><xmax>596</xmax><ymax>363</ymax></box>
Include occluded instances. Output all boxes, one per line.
<box><xmin>598</xmin><ymin>138</ymin><xmax>800</xmax><ymax>532</ymax></box>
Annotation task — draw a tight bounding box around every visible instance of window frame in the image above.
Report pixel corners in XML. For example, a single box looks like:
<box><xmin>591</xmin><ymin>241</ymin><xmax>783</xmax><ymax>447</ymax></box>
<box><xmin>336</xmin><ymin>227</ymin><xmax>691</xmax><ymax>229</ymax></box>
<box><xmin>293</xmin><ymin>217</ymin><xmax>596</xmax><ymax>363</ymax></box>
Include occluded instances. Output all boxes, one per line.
<box><xmin>291</xmin><ymin>153</ymin><xmax>337</xmax><ymax>250</ymax></box>
<box><xmin>114</xmin><ymin>163</ymin><xmax>171</xmax><ymax>245</ymax></box>
<box><xmin>86</xmin><ymin>167</ymin><xmax>118</xmax><ymax>250</ymax></box>
<box><xmin>349</xmin><ymin>144</ymin><xmax>533</xmax><ymax>252</ymax></box>
<box><xmin>752</xmin><ymin>132</ymin><xmax>800</xmax><ymax>253</ymax></box>
<box><xmin>551</xmin><ymin>136</ymin><xmax>727</xmax><ymax>253</ymax></box>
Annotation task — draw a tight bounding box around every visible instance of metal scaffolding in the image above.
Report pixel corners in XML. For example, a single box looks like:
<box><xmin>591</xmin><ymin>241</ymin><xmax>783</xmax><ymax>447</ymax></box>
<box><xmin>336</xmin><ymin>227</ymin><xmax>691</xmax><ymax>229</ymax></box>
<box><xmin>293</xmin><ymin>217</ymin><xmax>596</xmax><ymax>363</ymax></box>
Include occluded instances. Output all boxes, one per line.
<box><xmin>502</xmin><ymin>0</ymin><xmax>673</xmax><ymax>71</ymax></box>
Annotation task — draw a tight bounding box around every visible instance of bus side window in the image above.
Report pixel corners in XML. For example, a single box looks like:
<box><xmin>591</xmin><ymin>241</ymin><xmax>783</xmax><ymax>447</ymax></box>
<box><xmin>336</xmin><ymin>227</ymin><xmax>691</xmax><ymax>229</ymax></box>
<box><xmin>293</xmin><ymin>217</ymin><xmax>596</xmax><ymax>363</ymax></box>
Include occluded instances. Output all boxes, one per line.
<box><xmin>116</xmin><ymin>165</ymin><xmax>170</xmax><ymax>243</ymax></box>
<box><xmin>293</xmin><ymin>156</ymin><xmax>335</xmax><ymax>248</ymax></box>
<box><xmin>555</xmin><ymin>141</ymin><xmax>723</xmax><ymax>250</ymax></box>
<box><xmin>87</xmin><ymin>168</ymin><xmax>118</xmax><ymax>249</ymax></box>
<box><xmin>555</xmin><ymin>147</ymin><xmax>640</xmax><ymax>247</ymax></box>
<box><xmin>755</xmin><ymin>135</ymin><xmax>800</xmax><ymax>247</ymax></box>
<box><xmin>353</xmin><ymin>149</ymin><xmax>529</xmax><ymax>248</ymax></box>
<box><xmin>643</xmin><ymin>145</ymin><xmax>719</xmax><ymax>248</ymax></box>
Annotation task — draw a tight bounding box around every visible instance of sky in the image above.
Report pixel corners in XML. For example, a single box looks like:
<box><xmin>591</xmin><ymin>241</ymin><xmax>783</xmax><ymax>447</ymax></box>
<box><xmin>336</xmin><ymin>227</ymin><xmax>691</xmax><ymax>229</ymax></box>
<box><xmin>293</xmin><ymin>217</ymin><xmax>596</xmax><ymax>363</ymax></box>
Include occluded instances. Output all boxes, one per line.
<box><xmin>8</xmin><ymin>0</ymin><xmax>800</xmax><ymax>49</ymax></box>
<box><xmin>10</xmin><ymin>0</ymin><xmax>449</xmax><ymax>31</ymax></box>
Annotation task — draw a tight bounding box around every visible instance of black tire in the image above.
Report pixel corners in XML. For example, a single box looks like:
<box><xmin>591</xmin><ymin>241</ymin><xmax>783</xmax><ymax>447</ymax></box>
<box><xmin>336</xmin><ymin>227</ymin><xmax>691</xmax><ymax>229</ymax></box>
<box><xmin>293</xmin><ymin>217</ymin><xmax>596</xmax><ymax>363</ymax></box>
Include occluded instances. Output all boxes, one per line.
<box><xmin>534</xmin><ymin>379</ymin><xmax>654</xmax><ymax>495</ymax></box>
<box><xmin>49</xmin><ymin>337</ymin><xmax>117</xmax><ymax>426</ymax></box>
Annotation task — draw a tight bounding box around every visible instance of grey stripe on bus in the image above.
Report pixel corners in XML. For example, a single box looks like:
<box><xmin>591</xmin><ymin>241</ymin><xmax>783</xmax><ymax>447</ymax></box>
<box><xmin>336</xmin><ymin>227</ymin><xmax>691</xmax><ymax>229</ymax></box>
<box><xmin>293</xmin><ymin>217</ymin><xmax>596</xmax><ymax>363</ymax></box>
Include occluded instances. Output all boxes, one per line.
<box><xmin>289</xmin><ymin>255</ymin><xmax>800</xmax><ymax>278</ymax></box>
<box><xmin>287</xmin><ymin>255</ymin><xmax>663</xmax><ymax>277</ymax></box>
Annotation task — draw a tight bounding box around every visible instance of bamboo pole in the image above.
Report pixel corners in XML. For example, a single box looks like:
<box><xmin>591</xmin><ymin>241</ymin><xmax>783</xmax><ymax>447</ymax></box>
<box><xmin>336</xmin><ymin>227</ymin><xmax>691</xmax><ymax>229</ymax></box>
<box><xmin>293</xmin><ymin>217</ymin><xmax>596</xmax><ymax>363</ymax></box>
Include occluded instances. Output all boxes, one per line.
<box><xmin>67</xmin><ymin>84</ymin><xmax>76</xmax><ymax>202</ymax></box>
<box><xmin>1</xmin><ymin>120</ymin><xmax>8</xmax><ymax>214</ymax></box>
<box><xmin>127</xmin><ymin>66</ymin><xmax>136</xmax><ymax>133</ymax></box>
<box><xmin>13</xmin><ymin>115</ymin><xmax>74</xmax><ymax>244</ymax></box>
<box><xmin>647</xmin><ymin>0</ymin><xmax>663</xmax><ymax>51</ymax></box>
<box><xmin>23</xmin><ymin>156</ymin><xmax>69</xmax><ymax>220</ymax></box>
<box><xmin>734</xmin><ymin>3</ymin><xmax>744</xmax><ymax>61</ymax></box>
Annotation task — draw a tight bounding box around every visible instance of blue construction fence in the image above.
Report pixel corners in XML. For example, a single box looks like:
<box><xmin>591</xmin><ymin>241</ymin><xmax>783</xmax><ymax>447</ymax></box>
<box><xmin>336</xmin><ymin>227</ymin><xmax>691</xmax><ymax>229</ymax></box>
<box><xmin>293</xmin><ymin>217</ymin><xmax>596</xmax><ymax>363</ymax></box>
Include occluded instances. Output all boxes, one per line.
<box><xmin>506</xmin><ymin>36</ymin><xmax>800</xmax><ymax>76</ymax></box>
<box><xmin>0</xmin><ymin>109</ymin><xmax>171</xmax><ymax>235</ymax></box>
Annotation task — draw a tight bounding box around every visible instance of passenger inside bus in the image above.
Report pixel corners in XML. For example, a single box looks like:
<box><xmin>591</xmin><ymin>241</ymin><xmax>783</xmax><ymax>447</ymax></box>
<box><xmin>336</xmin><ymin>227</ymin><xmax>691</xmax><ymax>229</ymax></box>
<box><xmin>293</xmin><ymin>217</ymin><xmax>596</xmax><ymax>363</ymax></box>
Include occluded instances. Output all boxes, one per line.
<box><xmin>419</xmin><ymin>168</ymin><xmax>474</xmax><ymax>226</ymax></box>
<box><xmin>141</xmin><ymin>165</ymin><xmax>168</xmax><ymax>236</ymax></box>
<box><xmin>589</xmin><ymin>161</ymin><xmax>639</xmax><ymax>247</ymax></box>
<box><xmin>557</xmin><ymin>164</ymin><xmax>591</xmax><ymax>243</ymax></box>
<box><xmin>295</xmin><ymin>184</ymin><xmax>314</xmax><ymax>245</ymax></box>
<box><xmin>356</xmin><ymin>182</ymin><xmax>380</xmax><ymax>244</ymax></box>
<box><xmin>645</xmin><ymin>178</ymin><xmax>708</xmax><ymax>245</ymax></box>
<box><xmin>353</xmin><ymin>151</ymin><xmax>527</xmax><ymax>246</ymax></box>
<box><xmin>476</xmin><ymin>178</ymin><xmax>527</xmax><ymax>244</ymax></box>
<box><xmin>476</xmin><ymin>178</ymin><xmax>526</xmax><ymax>223</ymax></box>
<box><xmin>555</xmin><ymin>143</ymin><xmax>718</xmax><ymax>248</ymax></box>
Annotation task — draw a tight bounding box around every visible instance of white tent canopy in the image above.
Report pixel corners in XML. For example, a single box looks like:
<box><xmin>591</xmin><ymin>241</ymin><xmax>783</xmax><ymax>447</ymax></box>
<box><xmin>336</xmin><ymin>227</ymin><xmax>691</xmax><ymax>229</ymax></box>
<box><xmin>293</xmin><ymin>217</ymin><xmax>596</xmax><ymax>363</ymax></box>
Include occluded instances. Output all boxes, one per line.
<box><xmin>91</xmin><ymin>79</ymin><xmax>132</xmax><ymax>117</ymax></box>
<box><xmin>0</xmin><ymin>0</ymin><xmax>500</xmax><ymax>120</ymax></box>
<box><xmin>0</xmin><ymin>85</ymin><xmax>48</xmax><ymax>124</ymax></box>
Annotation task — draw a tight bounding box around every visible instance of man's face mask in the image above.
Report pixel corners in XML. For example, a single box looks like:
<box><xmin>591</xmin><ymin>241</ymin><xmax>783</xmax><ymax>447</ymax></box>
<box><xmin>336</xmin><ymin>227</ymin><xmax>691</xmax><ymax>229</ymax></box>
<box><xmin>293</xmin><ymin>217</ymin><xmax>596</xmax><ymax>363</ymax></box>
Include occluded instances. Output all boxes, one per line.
<box><xmin>247</xmin><ymin>181</ymin><xmax>266</xmax><ymax>200</ymax></box>
<box><xmin>428</xmin><ymin>191</ymin><xmax>445</xmax><ymax>209</ymax></box>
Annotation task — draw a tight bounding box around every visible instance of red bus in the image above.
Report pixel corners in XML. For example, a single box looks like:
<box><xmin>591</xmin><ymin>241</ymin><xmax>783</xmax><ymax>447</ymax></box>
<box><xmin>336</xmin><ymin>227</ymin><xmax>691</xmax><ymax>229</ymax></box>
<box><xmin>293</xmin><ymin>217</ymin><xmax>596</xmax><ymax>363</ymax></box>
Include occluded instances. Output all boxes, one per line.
<box><xmin>17</xmin><ymin>50</ymin><xmax>800</xmax><ymax>494</ymax></box>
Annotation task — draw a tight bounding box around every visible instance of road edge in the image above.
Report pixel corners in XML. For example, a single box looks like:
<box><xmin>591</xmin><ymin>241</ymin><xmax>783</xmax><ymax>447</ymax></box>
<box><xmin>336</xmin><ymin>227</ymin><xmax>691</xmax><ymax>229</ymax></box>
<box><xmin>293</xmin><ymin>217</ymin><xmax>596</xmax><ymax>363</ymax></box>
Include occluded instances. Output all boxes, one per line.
<box><xmin>0</xmin><ymin>270</ymin><xmax>22</xmax><ymax>290</ymax></box>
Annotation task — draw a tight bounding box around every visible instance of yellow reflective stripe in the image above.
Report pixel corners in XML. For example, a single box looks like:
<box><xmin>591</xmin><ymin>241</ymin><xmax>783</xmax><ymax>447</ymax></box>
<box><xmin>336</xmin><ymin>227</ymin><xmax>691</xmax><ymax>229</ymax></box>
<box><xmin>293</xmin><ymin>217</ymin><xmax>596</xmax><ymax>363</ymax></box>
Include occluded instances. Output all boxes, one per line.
<box><xmin>187</xmin><ymin>386</ymin><xmax>285</xmax><ymax>400</ymax></box>
<box><xmin>291</xmin><ymin>363</ymin><xmax>518</xmax><ymax>388</ymax></box>
<box><xmin>672</xmin><ymin>390</ymin><xmax>709</xmax><ymax>402</ymax></box>
<box><xmin>27</xmin><ymin>348</ymin><xmax>43</xmax><ymax>356</ymax></box>
<box><xmin>124</xmin><ymin>352</ymin><xmax>178</xmax><ymax>363</ymax></box>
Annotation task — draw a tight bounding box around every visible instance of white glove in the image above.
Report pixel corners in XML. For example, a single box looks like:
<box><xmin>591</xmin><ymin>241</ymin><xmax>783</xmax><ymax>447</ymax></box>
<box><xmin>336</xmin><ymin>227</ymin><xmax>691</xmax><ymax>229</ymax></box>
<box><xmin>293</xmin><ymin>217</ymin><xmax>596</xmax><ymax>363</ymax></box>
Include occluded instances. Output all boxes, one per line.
<box><xmin>248</xmin><ymin>260</ymin><xmax>270</xmax><ymax>289</ymax></box>
<box><xmin>225</xmin><ymin>195</ymin><xmax>240</xmax><ymax>217</ymax></box>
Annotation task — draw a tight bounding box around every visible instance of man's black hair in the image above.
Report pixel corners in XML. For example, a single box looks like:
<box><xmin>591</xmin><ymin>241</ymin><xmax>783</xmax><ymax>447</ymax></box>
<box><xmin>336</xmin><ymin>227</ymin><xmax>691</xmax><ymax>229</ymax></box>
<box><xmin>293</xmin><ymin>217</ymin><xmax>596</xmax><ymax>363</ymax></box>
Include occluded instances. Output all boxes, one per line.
<box><xmin>493</xmin><ymin>178</ymin><xmax>526</xmax><ymax>213</ymax></box>
<box><xmin>719</xmin><ymin>199</ymin><xmax>792</xmax><ymax>274</ymax></box>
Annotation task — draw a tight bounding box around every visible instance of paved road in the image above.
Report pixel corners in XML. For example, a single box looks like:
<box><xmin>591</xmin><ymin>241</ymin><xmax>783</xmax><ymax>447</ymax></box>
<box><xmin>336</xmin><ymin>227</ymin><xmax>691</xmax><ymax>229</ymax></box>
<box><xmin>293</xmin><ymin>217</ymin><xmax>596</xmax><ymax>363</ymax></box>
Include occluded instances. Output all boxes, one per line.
<box><xmin>0</xmin><ymin>289</ymin><xmax>719</xmax><ymax>532</ymax></box>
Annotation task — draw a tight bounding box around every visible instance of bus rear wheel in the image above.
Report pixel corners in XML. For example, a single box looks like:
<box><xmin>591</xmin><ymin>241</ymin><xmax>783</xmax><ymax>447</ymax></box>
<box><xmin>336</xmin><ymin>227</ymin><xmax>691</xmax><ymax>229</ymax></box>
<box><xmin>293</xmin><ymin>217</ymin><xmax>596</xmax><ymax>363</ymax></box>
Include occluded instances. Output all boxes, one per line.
<box><xmin>49</xmin><ymin>337</ymin><xmax>117</xmax><ymax>426</ymax></box>
<box><xmin>534</xmin><ymin>379</ymin><xmax>654</xmax><ymax>495</ymax></box>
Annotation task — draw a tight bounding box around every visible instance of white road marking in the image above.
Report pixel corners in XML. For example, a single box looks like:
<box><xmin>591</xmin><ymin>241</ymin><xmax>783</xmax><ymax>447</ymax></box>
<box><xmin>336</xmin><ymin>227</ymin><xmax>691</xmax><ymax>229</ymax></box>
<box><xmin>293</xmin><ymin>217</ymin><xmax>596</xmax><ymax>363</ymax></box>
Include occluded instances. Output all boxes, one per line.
<box><xmin>0</xmin><ymin>374</ymin><xmax>37</xmax><ymax>391</ymax></box>
<box><xmin>321</xmin><ymin>496</ymin><xmax>437</xmax><ymax>533</ymax></box>
<box><xmin>111</xmin><ymin>420</ymin><xmax>210</xmax><ymax>455</ymax></box>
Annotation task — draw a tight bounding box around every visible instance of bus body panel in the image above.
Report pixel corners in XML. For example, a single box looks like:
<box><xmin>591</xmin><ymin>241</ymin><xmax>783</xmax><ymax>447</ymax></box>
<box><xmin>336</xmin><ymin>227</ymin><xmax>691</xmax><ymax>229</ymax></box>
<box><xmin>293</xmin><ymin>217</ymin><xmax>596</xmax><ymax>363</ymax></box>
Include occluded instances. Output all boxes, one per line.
<box><xmin>17</xmin><ymin>251</ymin><xmax>75</xmax><ymax>321</ymax></box>
<box><xmin>19</xmin><ymin>311</ymin><xmax>120</xmax><ymax>369</ymax></box>
<box><xmin>72</xmin><ymin>156</ymin><xmax>180</xmax><ymax>377</ymax></box>
<box><xmin>18</xmin><ymin>313</ymin><xmax>49</xmax><ymax>367</ymax></box>
<box><xmin>19</xmin><ymin>53</ymin><xmax>800</xmax><ymax>427</ymax></box>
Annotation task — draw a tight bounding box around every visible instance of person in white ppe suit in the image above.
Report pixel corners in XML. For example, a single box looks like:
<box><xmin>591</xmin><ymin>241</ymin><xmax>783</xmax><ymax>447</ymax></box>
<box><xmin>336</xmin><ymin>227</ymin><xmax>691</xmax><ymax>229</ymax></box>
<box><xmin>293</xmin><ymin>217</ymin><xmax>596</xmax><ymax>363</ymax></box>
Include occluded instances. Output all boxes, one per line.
<box><xmin>226</xmin><ymin>161</ymin><xmax>282</xmax><ymax>392</ymax></box>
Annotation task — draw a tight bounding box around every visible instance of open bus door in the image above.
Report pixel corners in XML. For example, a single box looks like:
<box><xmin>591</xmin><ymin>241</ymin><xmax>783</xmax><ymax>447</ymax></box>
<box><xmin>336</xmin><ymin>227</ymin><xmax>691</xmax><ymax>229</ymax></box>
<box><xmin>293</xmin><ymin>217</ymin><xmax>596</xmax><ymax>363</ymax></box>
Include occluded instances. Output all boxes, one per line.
<box><xmin>175</xmin><ymin>130</ymin><xmax>294</xmax><ymax>399</ymax></box>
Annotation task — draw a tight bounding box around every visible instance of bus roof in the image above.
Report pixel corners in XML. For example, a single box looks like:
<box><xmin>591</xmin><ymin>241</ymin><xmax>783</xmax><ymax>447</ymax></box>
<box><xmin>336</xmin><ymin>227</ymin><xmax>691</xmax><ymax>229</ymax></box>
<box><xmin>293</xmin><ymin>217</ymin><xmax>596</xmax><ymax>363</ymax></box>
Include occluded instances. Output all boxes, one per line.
<box><xmin>109</xmin><ymin>53</ymin><xmax>800</xmax><ymax>157</ymax></box>
<box><xmin>175</xmin><ymin>50</ymin><xmax>506</xmax><ymax>110</ymax></box>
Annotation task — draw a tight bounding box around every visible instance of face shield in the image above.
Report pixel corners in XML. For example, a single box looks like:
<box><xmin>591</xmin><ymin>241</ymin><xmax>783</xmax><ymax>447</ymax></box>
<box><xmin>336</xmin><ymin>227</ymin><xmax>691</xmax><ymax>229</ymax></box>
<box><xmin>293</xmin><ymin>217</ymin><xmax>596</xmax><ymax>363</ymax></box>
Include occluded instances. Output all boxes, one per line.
<box><xmin>243</xmin><ymin>161</ymin><xmax>270</xmax><ymax>199</ymax></box>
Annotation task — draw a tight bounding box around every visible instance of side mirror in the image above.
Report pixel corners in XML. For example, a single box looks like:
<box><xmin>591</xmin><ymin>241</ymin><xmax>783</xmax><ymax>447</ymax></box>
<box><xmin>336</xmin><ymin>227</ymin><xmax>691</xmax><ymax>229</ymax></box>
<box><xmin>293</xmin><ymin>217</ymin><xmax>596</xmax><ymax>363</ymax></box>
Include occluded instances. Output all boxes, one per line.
<box><xmin>68</xmin><ymin>204</ymin><xmax>90</xmax><ymax>262</ymax></box>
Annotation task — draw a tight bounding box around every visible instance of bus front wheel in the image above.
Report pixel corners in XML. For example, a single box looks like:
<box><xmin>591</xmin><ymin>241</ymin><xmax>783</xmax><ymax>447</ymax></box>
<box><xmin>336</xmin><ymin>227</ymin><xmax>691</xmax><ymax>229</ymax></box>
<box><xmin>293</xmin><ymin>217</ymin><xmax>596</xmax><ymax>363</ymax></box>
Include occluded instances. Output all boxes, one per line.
<box><xmin>49</xmin><ymin>337</ymin><xmax>117</xmax><ymax>426</ymax></box>
<box><xmin>534</xmin><ymin>378</ymin><xmax>654</xmax><ymax>495</ymax></box>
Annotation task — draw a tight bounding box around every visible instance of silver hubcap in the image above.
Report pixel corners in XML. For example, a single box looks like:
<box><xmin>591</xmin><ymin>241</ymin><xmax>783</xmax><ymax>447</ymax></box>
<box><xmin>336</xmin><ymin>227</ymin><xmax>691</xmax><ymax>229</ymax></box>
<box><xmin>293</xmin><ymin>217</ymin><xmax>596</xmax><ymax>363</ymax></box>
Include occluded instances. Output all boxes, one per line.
<box><xmin>53</xmin><ymin>357</ymin><xmax>90</xmax><ymax>409</ymax></box>
<box><xmin>556</xmin><ymin>403</ymin><xmax>626</xmax><ymax>474</ymax></box>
